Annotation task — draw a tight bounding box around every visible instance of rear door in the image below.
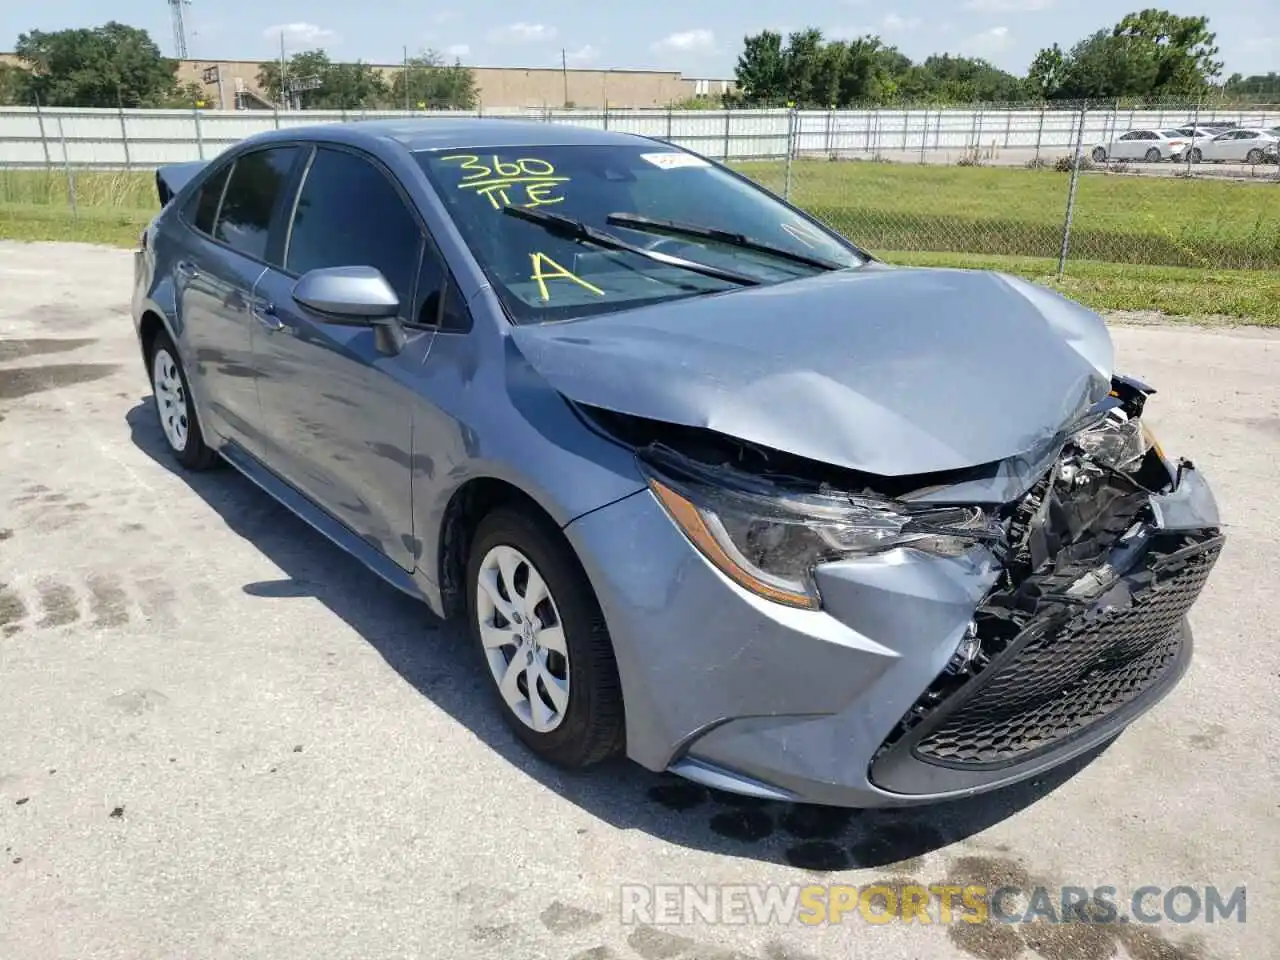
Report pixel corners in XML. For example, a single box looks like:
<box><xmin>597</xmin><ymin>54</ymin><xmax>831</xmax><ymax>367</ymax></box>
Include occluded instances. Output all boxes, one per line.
<box><xmin>176</xmin><ymin>145</ymin><xmax>302</xmax><ymax>449</ymax></box>
<box><xmin>250</xmin><ymin>144</ymin><xmax>437</xmax><ymax>569</ymax></box>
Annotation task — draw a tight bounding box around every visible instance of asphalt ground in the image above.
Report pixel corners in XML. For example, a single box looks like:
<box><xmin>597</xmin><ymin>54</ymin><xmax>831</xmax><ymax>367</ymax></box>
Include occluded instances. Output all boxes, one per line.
<box><xmin>1</xmin><ymin>241</ymin><xmax>1277</xmax><ymax>960</ymax></box>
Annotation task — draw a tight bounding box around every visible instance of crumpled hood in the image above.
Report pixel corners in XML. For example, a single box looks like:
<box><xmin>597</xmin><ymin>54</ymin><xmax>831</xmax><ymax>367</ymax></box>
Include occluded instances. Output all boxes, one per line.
<box><xmin>510</xmin><ymin>264</ymin><xmax>1115</xmax><ymax>477</ymax></box>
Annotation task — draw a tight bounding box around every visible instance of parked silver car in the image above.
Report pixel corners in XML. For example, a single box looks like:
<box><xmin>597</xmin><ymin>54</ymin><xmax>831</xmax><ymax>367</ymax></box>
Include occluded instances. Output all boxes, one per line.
<box><xmin>133</xmin><ymin>120</ymin><xmax>1224</xmax><ymax>807</ymax></box>
<box><xmin>1187</xmin><ymin>128</ymin><xmax>1279</xmax><ymax>164</ymax></box>
<box><xmin>1091</xmin><ymin>129</ymin><xmax>1188</xmax><ymax>163</ymax></box>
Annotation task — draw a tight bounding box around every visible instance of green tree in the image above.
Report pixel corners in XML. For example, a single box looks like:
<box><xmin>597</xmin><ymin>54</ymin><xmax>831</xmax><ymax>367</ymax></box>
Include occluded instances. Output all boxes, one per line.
<box><xmin>389</xmin><ymin>50</ymin><xmax>478</xmax><ymax>109</ymax></box>
<box><xmin>1027</xmin><ymin>44</ymin><xmax>1066</xmax><ymax>98</ymax></box>
<box><xmin>257</xmin><ymin>50</ymin><xmax>388</xmax><ymax>109</ymax></box>
<box><xmin>14</xmin><ymin>22</ymin><xmax>179</xmax><ymax>107</ymax></box>
<box><xmin>1030</xmin><ymin>10</ymin><xmax>1223</xmax><ymax>102</ymax></box>
<box><xmin>782</xmin><ymin>28</ymin><xmax>825</xmax><ymax>105</ymax></box>
<box><xmin>0</xmin><ymin>62</ymin><xmax>33</xmax><ymax>105</ymax></box>
<box><xmin>1113</xmin><ymin>9</ymin><xmax>1222</xmax><ymax>95</ymax></box>
<box><xmin>734</xmin><ymin>31</ymin><xmax>787</xmax><ymax>104</ymax></box>
<box><xmin>1224</xmin><ymin>72</ymin><xmax>1280</xmax><ymax>103</ymax></box>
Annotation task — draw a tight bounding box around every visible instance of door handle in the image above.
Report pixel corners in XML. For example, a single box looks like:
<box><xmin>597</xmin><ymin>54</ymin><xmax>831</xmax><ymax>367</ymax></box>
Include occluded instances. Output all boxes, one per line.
<box><xmin>252</xmin><ymin>302</ymin><xmax>284</xmax><ymax>332</ymax></box>
<box><xmin>176</xmin><ymin>261</ymin><xmax>199</xmax><ymax>281</ymax></box>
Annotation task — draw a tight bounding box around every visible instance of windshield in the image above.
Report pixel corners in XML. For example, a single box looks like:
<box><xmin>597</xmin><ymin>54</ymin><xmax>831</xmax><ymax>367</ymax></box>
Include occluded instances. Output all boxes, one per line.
<box><xmin>415</xmin><ymin>143</ymin><xmax>864</xmax><ymax>324</ymax></box>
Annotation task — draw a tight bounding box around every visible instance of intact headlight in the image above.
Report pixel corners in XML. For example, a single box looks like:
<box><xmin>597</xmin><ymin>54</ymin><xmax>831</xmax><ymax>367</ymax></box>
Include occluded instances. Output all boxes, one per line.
<box><xmin>639</xmin><ymin>451</ymin><xmax>1003</xmax><ymax>610</ymax></box>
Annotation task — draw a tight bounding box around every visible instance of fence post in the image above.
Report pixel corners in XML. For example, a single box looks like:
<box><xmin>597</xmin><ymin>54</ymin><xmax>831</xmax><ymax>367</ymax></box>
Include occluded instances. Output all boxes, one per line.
<box><xmin>1057</xmin><ymin>105</ymin><xmax>1087</xmax><ymax>276</ymax></box>
<box><xmin>56</xmin><ymin>117</ymin><xmax>77</xmax><ymax>219</ymax></box>
<box><xmin>1186</xmin><ymin>102</ymin><xmax>1199</xmax><ymax>174</ymax></box>
<box><xmin>603</xmin><ymin>103</ymin><xmax>609</xmax><ymax>130</ymax></box>
<box><xmin>1003</xmin><ymin>108</ymin><xmax>1012</xmax><ymax>149</ymax></box>
<box><xmin>784</xmin><ymin>108</ymin><xmax>795</xmax><ymax>200</ymax></box>
<box><xmin>273</xmin><ymin>105</ymin><xmax>280</xmax><ymax>129</ymax></box>
<box><xmin>1034</xmin><ymin>103</ymin><xmax>1045</xmax><ymax>163</ymax></box>
<box><xmin>117</xmin><ymin>101</ymin><xmax>132</xmax><ymax>170</ymax></box>
<box><xmin>33</xmin><ymin>94</ymin><xmax>52</xmax><ymax>170</ymax></box>
<box><xmin>825</xmin><ymin>107</ymin><xmax>834</xmax><ymax>156</ymax></box>
<box><xmin>864</xmin><ymin>111</ymin><xmax>873</xmax><ymax>157</ymax></box>
<box><xmin>919</xmin><ymin>107</ymin><xmax>928</xmax><ymax>164</ymax></box>
<box><xmin>976</xmin><ymin>104</ymin><xmax>985</xmax><ymax>158</ymax></box>
<box><xmin>665</xmin><ymin>105</ymin><xmax>672</xmax><ymax>142</ymax></box>
<box><xmin>193</xmin><ymin>106</ymin><xmax>205</xmax><ymax>160</ymax></box>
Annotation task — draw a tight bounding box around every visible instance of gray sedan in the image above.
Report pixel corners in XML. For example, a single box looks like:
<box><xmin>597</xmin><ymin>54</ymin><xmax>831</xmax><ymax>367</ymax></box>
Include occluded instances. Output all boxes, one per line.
<box><xmin>133</xmin><ymin>119</ymin><xmax>1223</xmax><ymax>807</ymax></box>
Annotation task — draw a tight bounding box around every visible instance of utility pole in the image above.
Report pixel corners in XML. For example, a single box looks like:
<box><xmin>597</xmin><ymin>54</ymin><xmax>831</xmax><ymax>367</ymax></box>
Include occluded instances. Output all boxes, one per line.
<box><xmin>561</xmin><ymin>48</ymin><xmax>569</xmax><ymax>106</ymax></box>
<box><xmin>404</xmin><ymin>45</ymin><xmax>410</xmax><ymax>111</ymax></box>
<box><xmin>279</xmin><ymin>31</ymin><xmax>287</xmax><ymax>108</ymax></box>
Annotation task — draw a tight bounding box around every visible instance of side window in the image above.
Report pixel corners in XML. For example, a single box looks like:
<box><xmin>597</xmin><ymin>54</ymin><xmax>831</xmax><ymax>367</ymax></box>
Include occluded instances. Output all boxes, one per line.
<box><xmin>412</xmin><ymin>242</ymin><xmax>472</xmax><ymax>331</ymax></box>
<box><xmin>285</xmin><ymin>147</ymin><xmax>423</xmax><ymax>312</ymax></box>
<box><xmin>1118</xmin><ymin>133</ymin><xmax>1135</xmax><ymax>141</ymax></box>
<box><xmin>1240</xmin><ymin>132</ymin><xmax>1258</xmax><ymax>140</ymax></box>
<box><xmin>213</xmin><ymin>146</ymin><xmax>300</xmax><ymax>261</ymax></box>
<box><xmin>188</xmin><ymin>162</ymin><xmax>230</xmax><ymax>235</ymax></box>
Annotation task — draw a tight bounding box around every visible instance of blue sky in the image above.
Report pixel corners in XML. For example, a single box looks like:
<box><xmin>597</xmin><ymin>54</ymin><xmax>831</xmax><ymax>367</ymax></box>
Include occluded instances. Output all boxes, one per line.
<box><xmin>3</xmin><ymin>0</ymin><xmax>1275</xmax><ymax>78</ymax></box>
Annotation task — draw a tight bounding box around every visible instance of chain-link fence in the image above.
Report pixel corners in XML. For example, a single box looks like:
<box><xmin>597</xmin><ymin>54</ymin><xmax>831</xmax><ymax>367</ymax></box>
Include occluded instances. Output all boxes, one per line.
<box><xmin>1</xmin><ymin>100</ymin><xmax>1278</xmax><ymax>317</ymax></box>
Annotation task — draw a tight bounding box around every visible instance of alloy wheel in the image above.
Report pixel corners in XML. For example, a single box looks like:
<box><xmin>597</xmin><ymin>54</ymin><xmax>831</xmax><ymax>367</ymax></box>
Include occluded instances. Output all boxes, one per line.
<box><xmin>475</xmin><ymin>544</ymin><xmax>571</xmax><ymax>733</ymax></box>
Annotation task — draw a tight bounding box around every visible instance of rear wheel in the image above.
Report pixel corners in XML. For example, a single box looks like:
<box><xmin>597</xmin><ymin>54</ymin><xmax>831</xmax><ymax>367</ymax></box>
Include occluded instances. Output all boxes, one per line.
<box><xmin>148</xmin><ymin>331</ymin><xmax>218</xmax><ymax>471</ymax></box>
<box><xmin>1144</xmin><ymin>148</ymin><xmax>1162</xmax><ymax>162</ymax></box>
<box><xmin>1091</xmin><ymin>147</ymin><xmax>1107</xmax><ymax>163</ymax></box>
<box><xmin>1189</xmin><ymin>148</ymin><xmax>1202</xmax><ymax>163</ymax></box>
<box><xmin>466</xmin><ymin>506</ymin><xmax>624</xmax><ymax>768</ymax></box>
<box><xmin>1246</xmin><ymin>148</ymin><xmax>1264</xmax><ymax>164</ymax></box>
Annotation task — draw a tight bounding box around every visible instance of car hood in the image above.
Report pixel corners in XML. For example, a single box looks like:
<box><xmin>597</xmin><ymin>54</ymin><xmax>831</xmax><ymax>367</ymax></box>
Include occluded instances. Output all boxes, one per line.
<box><xmin>509</xmin><ymin>264</ymin><xmax>1115</xmax><ymax>477</ymax></box>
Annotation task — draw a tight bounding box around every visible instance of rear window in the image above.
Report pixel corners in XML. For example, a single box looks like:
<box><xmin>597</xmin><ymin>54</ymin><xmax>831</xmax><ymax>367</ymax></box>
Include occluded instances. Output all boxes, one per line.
<box><xmin>416</xmin><ymin>143</ymin><xmax>862</xmax><ymax>324</ymax></box>
<box><xmin>187</xmin><ymin>163</ymin><xmax>230</xmax><ymax>235</ymax></box>
<box><xmin>1161</xmin><ymin>131</ymin><xmax>1185</xmax><ymax>139</ymax></box>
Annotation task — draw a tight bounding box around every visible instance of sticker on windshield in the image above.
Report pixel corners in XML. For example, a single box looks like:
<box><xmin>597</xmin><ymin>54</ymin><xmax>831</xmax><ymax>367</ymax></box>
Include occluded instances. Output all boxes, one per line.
<box><xmin>640</xmin><ymin>152</ymin><xmax>710</xmax><ymax>170</ymax></box>
<box><xmin>439</xmin><ymin>154</ymin><xmax>569</xmax><ymax>210</ymax></box>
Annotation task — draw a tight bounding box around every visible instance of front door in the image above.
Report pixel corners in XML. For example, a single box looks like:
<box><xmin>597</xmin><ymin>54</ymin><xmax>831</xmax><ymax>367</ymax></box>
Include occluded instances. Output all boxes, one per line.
<box><xmin>250</xmin><ymin>145</ymin><xmax>435</xmax><ymax>570</ymax></box>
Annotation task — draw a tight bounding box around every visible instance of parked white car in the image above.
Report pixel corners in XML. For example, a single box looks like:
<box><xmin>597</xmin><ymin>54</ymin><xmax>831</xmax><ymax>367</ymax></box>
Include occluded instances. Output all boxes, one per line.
<box><xmin>1187</xmin><ymin>129</ymin><xmax>1280</xmax><ymax>164</ymax></box>
<box><xmin>1091</xmin><ymin>129</ymin><xmax>1188</xmax><ymax>163</ymax></box>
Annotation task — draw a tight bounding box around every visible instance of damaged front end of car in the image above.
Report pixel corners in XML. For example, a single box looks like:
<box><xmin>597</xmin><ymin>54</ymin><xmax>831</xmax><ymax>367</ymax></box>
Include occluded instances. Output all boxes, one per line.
<box><xmin>576</xmin><ymin>372</ymin><xmax>1224</xmax><ymax>798</ymax></box>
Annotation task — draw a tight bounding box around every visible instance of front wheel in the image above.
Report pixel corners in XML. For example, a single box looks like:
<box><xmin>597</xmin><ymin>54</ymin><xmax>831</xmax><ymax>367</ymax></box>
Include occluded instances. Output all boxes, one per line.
<box><xmin>1246</xmin><ymin>148</ymin><xmax>1264</xmax><ymax>164</ymax></box>
<box><xmin>466</xmin><ymin>507</ymin><xmax>624</xmax><ymax>768</ymax></box>
<box><xmin>1091</xmin><ymin>147</ymin><xmax>1107</xmax><ymax>163</ymax></box>
<box><xmin>149</xmin><ymin>331</ymin><xmax>219</xmax><ymax>471</ymax></box>
<box><xmin>1144</xmin><ymin>148</ymin><xmax>1162</xmax><ymax>163</ymax></box>
<box><xmin>1189</xmin><ymin>148</ymin><xmax>1202</xmax><ymax>164</ymax></box>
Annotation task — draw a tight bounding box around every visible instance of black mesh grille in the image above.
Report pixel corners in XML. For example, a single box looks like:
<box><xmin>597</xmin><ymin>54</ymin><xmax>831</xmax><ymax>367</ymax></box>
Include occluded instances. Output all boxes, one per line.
<box><xmin>915</xmin><ymin>536</ymin><xmax>1220</xmax><ymax>766</ymax></box>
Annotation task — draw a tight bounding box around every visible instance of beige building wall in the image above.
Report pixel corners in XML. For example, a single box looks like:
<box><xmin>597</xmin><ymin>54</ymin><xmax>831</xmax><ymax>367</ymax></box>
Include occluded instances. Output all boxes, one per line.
<box><xmin>1</xmin><ymin>53</ymin><xmax>733</xmax><ymax>109</ymax></box>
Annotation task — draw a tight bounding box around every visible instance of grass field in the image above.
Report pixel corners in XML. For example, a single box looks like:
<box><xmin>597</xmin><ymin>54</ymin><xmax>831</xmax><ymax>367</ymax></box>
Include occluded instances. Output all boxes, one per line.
<box><xmin>2</xmin><ymin>163</ymin><xmax>1278</xmax><ymax>323</ymax></box>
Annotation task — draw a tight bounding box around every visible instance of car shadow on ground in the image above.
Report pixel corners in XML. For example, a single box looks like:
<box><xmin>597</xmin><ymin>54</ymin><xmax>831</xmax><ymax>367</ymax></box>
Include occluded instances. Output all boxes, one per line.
<box><xmin>127</xmin><ymin>398</ymin><xmax>1113</xmax><ymax>873</ymax></box>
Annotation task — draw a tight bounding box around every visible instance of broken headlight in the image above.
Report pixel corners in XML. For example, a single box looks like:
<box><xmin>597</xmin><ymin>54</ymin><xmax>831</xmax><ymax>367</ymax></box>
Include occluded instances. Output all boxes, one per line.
<box><xmin>640</xmin><ymin>451</ymin><xmax>1003</xmax><ymax>610</ymax></box>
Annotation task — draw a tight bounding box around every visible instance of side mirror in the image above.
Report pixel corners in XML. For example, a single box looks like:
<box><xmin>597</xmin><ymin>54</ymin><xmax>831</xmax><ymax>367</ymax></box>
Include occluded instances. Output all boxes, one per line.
<box><xmin>293</xmin><ymin>266</ymin><xmax>400</xmax><ymax>321</ymax></box>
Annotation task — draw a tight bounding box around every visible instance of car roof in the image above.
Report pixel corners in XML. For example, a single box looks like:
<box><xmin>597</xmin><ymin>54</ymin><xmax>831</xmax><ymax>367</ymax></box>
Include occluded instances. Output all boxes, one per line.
<box><xmin>249</xmin><ymin>117</ymin><xmax>656</xmax><ymax>153</ymax></box>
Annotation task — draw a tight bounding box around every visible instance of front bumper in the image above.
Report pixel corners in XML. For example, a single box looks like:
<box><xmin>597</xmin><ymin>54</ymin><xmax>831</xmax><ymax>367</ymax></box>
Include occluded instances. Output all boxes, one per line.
<box><xmin>564</xmin><ymin>462</ymin><xmax>1221</xmax><ymax>807</ymax></box>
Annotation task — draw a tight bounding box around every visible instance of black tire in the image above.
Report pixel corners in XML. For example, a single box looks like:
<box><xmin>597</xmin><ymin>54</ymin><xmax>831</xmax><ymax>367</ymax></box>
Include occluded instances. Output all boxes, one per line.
<box><xmin>1189</xmin><ymin>148</ymin><xmax>1202</xmax><ymax>164</ymax></box>
<box><xmin>466</xmin><ymin>506</ymin><xmax>624</xmax><ymax>768</ymax></box>
<box><xmin>1144</xmin><ymin>147</ymin><xmax>1161</xmax><ymax>162</ymax></box>
<box><xmin>148</xmin><ymin>330</ymin><xmax>219</xmax><ymax>471</ymax></box>
<box><xmin>1091</xmin><ymin>147</ymin><xmax>1107</xmax><ymax>163</ymax></box>
<box><xmin>1246</xmin><ymin>148</ymin><xmax>1264</xmax><ymax>164</ymax></box>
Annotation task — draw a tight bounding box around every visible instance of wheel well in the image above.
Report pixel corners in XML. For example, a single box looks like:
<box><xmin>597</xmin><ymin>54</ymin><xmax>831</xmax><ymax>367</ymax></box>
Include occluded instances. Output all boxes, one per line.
<box><xmin>139</xmin><ymin>310</ymin><xmax>166</xmax><ymax>362</ymax></box>
<box><xmin>437</xmin><ymin>478</ymin><xmax>559</xmax><ymax>620</ymax></box>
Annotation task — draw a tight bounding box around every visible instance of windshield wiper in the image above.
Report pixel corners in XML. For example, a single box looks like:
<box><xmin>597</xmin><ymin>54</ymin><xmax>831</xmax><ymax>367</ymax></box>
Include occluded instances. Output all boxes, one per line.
<box><xmin>502</xmin><ymin>206</ymin><xmax>760</xmax><ymax>287</ymax></box>
<box><xmin>605</xmin><ymin>213</ymin><xmax>845</xmax><ymax>272</ymax></box>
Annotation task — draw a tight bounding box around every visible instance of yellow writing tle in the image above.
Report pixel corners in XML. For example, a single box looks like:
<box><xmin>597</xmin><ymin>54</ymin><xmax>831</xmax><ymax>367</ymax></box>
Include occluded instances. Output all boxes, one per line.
<box><xmin>441</xmin><ymin>154</ymin><xmax>569</xmax><ymax>210</ymax></box>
